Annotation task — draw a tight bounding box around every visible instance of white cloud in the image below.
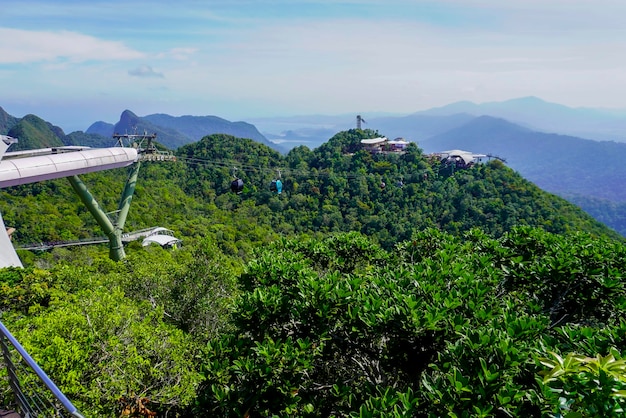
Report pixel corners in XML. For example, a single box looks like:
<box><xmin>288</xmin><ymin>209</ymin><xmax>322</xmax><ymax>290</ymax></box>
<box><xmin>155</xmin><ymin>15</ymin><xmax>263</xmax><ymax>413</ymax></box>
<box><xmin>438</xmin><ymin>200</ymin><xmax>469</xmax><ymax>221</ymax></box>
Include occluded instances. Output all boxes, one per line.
<box><xmin>161</xmin><ymin>14</ymin><xmax>626</xmax><ymax>113</ymax></box>
<box><xmin>436</xmin><ymin>0</ymin><xmax>626</xmax><ymax>32</ymax></box>
<box><xmin>4</xmin><ymin>0</ymin><xmax>626</xmax><ymax>126</ymax></box>
<box><xmin>128</xmin><ymin>65</ymin><xmax>164</xmax><ymax>78</ymax></box>
<box><xmin>0</xmin><ymin>27</ymin><xmax>144</xmax><ymax>64</ymax></box>
<box><xmin>156</xmin><ymin>47</ymin><xmax>199</xmax><ymax>61</ymax></box>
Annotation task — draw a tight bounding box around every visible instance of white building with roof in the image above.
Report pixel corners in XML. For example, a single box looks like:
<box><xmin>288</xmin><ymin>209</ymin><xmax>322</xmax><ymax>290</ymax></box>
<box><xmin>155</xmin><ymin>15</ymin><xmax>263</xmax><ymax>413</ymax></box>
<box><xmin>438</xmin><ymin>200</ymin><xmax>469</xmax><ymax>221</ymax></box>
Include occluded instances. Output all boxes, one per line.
<box><xmin>435</xmin><ymin>150</ymin><xmax>488</xmax><ymax>168</ymax></box>
<box><xmin>360</xmin><ymin>137</ymin><xmax>409</xmax><ymax>154</ymax></box>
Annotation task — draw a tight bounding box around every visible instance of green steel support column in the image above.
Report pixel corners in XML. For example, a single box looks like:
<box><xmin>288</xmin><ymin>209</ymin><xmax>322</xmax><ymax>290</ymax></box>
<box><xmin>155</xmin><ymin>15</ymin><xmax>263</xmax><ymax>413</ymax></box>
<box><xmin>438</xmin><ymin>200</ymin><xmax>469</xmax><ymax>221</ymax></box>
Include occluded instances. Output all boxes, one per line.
<box><xmin>68</xmin><ymin>175</ymin><xmax>126</xmax><ymax>261</ymax></box>
<box><xmin>116</xmin><ymin>161</ymin><xmax>141</xmax><ymax>232</ymax></box>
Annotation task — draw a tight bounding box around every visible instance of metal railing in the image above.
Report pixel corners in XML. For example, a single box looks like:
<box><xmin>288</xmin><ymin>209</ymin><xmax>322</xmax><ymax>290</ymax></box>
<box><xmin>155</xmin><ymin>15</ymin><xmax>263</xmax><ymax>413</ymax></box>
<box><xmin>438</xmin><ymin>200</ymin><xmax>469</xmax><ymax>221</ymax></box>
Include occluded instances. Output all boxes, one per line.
<box><xmin>17</xmin><ymin>226</ymin><xmax>168</xmax><ymax>251</ymax></box>
<box><xmin>16</xmin><ymin>236</ymin><xmax>109</xmax><ymax>251</ymax></box>
<box><xmin>0</xmin><ymin>320</ymin><xmax>85</xmax><ymax>418</ymax></box>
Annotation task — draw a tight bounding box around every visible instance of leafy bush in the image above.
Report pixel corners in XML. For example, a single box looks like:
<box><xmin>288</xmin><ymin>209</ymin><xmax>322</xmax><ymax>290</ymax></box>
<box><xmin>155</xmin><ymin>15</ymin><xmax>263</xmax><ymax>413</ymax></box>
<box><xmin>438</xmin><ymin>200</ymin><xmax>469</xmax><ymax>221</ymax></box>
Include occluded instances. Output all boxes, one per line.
<box><xmin>539</xmin><ymin>349</ymin><xmax>626</xmax><ymax>417</ymax></box>
<box><xmin>197</xmin><ymin>229</ymin><xmax>626</xmax><ymax>416</ymax></box>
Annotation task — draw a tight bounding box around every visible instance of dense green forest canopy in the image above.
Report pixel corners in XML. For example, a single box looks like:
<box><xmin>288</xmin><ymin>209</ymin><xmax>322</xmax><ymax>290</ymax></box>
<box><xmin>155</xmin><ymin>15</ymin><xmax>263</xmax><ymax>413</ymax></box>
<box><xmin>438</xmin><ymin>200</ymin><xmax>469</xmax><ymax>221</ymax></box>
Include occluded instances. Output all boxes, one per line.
<box><xmin>3</xmin><ymin>228</ymin><xmax>626</xmax><ymax>416</ymax></box>
<box><xmin>2</xmin><ymin>130</ymin><xmax>626</xmax><ymax>416</ymax></box>
<box><xmin>566</xmin><ymin>194</ymin><xmax>626</xmax><ymax>237</ymax></box>
<box><xmin>1</xmin><ymin>129</ymin><xmax>618</xmax><ymax>251</ymax></box>
<box><xmin>5</xmin><ymin>114</ymin><xmax>65</xmax><ymax>151</ymax></box>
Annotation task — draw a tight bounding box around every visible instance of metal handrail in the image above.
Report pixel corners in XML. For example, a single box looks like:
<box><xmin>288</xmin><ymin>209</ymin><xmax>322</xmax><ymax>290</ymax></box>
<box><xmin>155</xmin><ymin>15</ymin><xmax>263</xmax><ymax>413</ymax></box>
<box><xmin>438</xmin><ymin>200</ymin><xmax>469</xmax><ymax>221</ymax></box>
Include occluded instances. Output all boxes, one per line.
<box><xmin>0</xmin><ymin>320</ymin><xmax>85</xmax><ymax>418</ymax></box>
<box><xmin>16</xmin><ymin>236</ymin><xmax>109</xmax><ymax>251</ymax></box>
<box><xmin>16</xmin><ymin>226</ymin><xmax>168</xmax><ymax>251</ymax></box>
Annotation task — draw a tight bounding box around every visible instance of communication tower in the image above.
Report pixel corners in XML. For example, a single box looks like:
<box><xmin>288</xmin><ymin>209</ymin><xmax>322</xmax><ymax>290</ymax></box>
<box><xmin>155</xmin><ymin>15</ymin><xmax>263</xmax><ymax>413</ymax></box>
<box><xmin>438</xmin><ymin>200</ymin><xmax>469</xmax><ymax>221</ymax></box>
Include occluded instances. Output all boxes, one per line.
<box><xmin>356</xmin><ymin>115</ymin><xmax>366</xmax><ymax>130</ymax></box>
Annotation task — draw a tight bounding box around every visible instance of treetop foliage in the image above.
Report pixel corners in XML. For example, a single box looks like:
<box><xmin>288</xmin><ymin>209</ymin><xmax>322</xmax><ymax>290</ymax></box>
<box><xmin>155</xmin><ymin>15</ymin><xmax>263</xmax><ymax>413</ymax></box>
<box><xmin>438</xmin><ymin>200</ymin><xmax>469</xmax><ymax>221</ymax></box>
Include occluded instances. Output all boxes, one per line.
<box><xmin>199</xmin><ymin>228</ymin><xmax>626</xmax><ymax>417</ymax></box>
<box><xmin>1</xmin><ymin>130</ymin><xmax>626</xmax><ymax>416</ymax></box>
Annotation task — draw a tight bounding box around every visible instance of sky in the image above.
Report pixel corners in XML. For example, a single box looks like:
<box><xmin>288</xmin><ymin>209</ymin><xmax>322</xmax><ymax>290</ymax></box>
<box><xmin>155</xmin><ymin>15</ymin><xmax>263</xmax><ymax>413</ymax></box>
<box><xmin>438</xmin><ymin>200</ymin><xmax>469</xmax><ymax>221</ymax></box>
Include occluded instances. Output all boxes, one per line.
<box><xmin>2</xmin><ymin>0</ymin><xmax>626</xmax><ymax>132</ymax></box>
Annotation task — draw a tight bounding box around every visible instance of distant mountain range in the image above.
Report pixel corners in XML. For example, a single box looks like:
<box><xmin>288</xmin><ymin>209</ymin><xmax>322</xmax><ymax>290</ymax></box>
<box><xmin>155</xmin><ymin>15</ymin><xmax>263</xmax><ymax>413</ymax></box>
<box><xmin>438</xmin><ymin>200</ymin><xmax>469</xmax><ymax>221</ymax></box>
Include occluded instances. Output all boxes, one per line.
<box><xmin>419</xmin><ymin>115</ymin><xmax>626</xmax><ymax>202</ymax></box>
<box><xmin>0</xmin><ymin>106</ymin><xmax>283</xmax><ymax>153</ymax></box>
<box><xmin>4</xmin><ymin>97</ymin><xmax>626</xmax><ymax>235</ymax></box>
<box><xmin>250</xmin><ymin>97</ymin><xmax>626</xmax><ymax>147</ymax></box>
<box><xmin>86</xmin><ymin>110</ymin><xmax>281</xmax><ymax>152</ymax></box>
<box><xmin>415</xmin><ymin>96</ymin><xmax>626</xmax><ymax>142</ymax></box>
<box><xmin>0</xmin><ymin>107</ymin><xmax>65</xmax><ymax>151</ymax></box>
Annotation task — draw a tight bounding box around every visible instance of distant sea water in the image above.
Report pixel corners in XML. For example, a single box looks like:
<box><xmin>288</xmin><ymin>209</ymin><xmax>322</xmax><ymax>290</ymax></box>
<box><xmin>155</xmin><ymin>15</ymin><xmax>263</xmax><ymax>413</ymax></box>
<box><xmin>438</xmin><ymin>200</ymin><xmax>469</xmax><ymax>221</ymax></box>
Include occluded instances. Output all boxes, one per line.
<box><xmin>268</xmin><ymin>138</ymin><xmax>320</xmax><ymax>152</ymax></box>
<box><xmin>269</xmin><ymin>139</ymin><xmax>314</xmax><ymax>145</ymax></box>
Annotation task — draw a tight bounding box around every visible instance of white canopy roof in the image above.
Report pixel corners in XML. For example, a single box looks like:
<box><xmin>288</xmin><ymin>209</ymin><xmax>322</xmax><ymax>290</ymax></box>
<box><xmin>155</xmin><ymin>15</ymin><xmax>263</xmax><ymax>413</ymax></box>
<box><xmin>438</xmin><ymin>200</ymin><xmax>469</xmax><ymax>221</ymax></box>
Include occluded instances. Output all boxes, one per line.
<box><xmin>0</xmin><ymin>147</ymin><xmax>138</xmax><ymax>188</ymax></box>
<box><xmin>360</xmin><ymin>137</ymin><xmax>388</xmax><ymax>145</ymax></box>
<box><xmin>440</xmin><ymin>150</ymin><xmax>477</xmax><ymax>164</ymax></box>
<box><xmin>142</xmin><ymin>234</ymin><xmax>181</xmax><ymax>247</ymax></box>
<box><xmin>148</xmin><ymin>227</ymin><xmax>175</xmax><ymax>236</ymax></box>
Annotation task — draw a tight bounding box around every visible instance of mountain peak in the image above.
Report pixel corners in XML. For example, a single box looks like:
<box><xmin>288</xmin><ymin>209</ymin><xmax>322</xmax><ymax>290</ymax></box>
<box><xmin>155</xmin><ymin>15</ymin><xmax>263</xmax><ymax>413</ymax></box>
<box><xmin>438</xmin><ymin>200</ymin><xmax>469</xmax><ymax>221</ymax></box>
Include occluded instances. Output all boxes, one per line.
<box><xmin>86</xmin><ymin>121</ymin><xmax>115</xmax><ymax>137</ymax></box>
<box><xmin>466</xmin><ymin>115</ymin><xmax>531</xmax><ymax>132</ymax></box>
<box><xmin>419</xmin><ymin>114</ymin><xmax>532</xmax><ymax>156</ymax></box>
<box><xmin>119</xmin><ymin>109</ymin><xmax>140</xmax><ymax>123</ymax></box>
<box><xmin>503</xmin><ymin>96</ymin><xmax>546</xmax><ymax>104</ymax></box>
<box><xmin>414</xmin><ymin>101</ymin><xmax>480</xmax><ymax>116</ymax></box>
<box><xmin>115</xmin><ymin>110</ymin><xmax>143</xmax><ymax>135</ymax></box>
<box><xmin>121</xmin><ymin>109</ymin><xmax>138</xmax><ymax>117</ymax></box>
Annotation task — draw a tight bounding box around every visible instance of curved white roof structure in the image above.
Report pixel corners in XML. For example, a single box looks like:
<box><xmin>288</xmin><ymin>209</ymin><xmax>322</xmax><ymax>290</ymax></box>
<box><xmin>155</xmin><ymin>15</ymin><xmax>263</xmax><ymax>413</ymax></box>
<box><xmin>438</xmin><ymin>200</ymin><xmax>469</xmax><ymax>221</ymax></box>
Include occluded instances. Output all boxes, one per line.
<box><xmin>0</xmin><ymin>147</ymin><xmax>138</xmax><ymax>188</ymax></box>
<box><xmin>360</xmin><ymin>137</ymin><xmax>388</xmax><ymax>145</ymax></box>
<box><xmin>439</xmin><ymin>149</ymin><xmax>486</xmax><ymax>165</ymax></box>
<box><xmin>142</xmin><ymin>234</ymin><xmax>181</xmax><ymax>248</ymax></box>
<box><xmin>0</xmin><ymin>146</ymin><xmax>138</xmax><ymax>268</ymax></box>
<box><xmin>148</xmin><ymin>227</ymin><xmax>175</xmax><ymax>236</ymax></box>
<box><xmin>388</xmin><ymin>139</ymin><xmax>409</xmax><ymax>146</ymax></box>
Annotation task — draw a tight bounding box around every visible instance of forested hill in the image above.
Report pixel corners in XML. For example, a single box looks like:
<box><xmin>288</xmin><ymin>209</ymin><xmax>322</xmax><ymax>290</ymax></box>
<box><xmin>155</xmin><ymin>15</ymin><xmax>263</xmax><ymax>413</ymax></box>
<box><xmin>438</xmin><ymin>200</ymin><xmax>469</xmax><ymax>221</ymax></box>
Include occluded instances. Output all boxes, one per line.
<box><xmin>1</xmin><ymin>129</ymin><xmax>617</xmax><ymax>253</ymax></box>
<box><xmin>85</xmin><ymin>110</ymin><xmax>280</xmax><ymax>152</ymax></box>
<box><xmin>3</xmin><ymin>114</ymin><xmax>65</xmax><ymax>151</ymax></box>
<box><xmin>420</xmin><ymin>115</ymin><xmax>626</xmax><ymax>203</ymax></box>
<box><xmin>3</xmin><ymin>130</ymin><xmax>626</xmax><ymax>417</ymax></box>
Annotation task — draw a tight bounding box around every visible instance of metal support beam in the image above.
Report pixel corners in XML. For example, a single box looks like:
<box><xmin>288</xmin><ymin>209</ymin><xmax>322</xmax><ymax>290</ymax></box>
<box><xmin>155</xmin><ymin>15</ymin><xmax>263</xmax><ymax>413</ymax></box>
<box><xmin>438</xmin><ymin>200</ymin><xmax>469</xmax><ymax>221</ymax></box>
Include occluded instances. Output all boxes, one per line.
<box><xmin>0</xmin><ymin>136</ymin><xmax>23</xmax><ymax>268</ymax></box>
<box><xmin>0</xmin><ymin>211</ymin><xmax>22</xmax><ymax>268</ymax></box>
<box><xmin>68</xmin><ymin>175</ymin><xmax>126</xmax><ymax>261</ymax></box>
<box><xmin>116</xmin><ymin>161</ymin><xmax>141</xmax><ymax>231</ymax></box>
<box><xmin>67</xmin><ymin>161</ymin><xmax>142</xmax><ymax>262</ymax></box>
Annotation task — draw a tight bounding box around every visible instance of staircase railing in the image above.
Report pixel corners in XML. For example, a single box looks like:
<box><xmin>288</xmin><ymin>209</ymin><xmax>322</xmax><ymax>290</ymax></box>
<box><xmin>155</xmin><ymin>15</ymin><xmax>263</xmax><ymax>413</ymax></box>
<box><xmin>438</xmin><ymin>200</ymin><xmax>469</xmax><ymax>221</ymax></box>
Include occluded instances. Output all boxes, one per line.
<box><xmin>0</xmin><ymin>320</ymin><xmax>84</xmax><ymax>418</ymax></box>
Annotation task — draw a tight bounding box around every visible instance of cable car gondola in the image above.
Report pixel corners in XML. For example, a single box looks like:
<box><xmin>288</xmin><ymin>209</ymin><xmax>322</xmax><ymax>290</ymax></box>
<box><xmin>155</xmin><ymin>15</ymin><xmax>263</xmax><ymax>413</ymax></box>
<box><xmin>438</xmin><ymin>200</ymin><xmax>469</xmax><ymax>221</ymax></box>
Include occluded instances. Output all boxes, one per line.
<box><xmin>231</xmin><ymin>178</ymin><xmax>244</xmax><ymax>194</ymax></box>
<box><xmin>270</xmin><ymin>179</ymin><xmax>283</xmax><ymax>194</ymax></box>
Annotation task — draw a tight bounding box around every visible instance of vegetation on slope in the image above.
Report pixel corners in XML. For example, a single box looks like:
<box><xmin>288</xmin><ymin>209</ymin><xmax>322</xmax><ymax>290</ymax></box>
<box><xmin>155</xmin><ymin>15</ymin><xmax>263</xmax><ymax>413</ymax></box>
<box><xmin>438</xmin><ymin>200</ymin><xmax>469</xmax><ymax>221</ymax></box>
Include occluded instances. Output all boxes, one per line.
<box><xmin>0</xmin><ymin>241</ymin><xmax>239</xmax><ymax>416</ymax></box>
<box><xmin>6</xmin><ymin>114</ymin><xmax>64</xmax><ymax>151</ymax></box>
<box><xmin>2</xmin><ymin>229</ymin><xmax>626</xmax><ymax>416</ymax></box>
<box><xmin>1</xmin><ymin>130</ymin><xmax>625</xmax><ymax>416</ymax></box>
<box><xmin>0</xmin><ymin>107</ymin><xmax>19</xmax><ymax>134</ymax></box>
<box><xmin>2</xmin><ymin>129</ymin><xmax>615</xmax><ymax>252</ymax></box>
<box><xmin>199</xmin><ymin>228</ymin><xmax>626</xmax><ymax>417</ymax></box>
<box><xmin>566</xmin><ymin>194</ymin><xmax>626</xmax><ymax>237</ymax></box>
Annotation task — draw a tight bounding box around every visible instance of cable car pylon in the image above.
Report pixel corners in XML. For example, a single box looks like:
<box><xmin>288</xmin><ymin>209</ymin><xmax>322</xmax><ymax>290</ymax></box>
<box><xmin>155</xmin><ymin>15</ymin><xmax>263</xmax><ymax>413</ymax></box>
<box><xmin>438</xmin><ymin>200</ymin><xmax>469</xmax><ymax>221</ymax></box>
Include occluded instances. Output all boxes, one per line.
<box><xmin>68</xmin><ymin>158</ymin><xmax>142</xmax><ymax>261</ymax></box>
<box><xmin>69</xmin><ymin>132</ymin><xmax>173</xmax><ymax>261</ymax></box>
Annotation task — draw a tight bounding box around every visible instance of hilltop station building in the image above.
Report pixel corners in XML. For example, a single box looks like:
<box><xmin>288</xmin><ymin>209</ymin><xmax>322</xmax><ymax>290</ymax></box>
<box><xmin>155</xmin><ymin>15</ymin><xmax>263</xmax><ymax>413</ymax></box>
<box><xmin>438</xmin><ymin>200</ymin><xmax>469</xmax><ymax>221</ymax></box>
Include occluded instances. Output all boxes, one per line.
<box><xmin>435</xmin><ymin>149</ymin><xmax>488</xmax><ymax>169</ymax></box>
<box><xmin>360</xmin><ymin>137</ymin><xmax>410</xmax><ymax>154</ymax></box>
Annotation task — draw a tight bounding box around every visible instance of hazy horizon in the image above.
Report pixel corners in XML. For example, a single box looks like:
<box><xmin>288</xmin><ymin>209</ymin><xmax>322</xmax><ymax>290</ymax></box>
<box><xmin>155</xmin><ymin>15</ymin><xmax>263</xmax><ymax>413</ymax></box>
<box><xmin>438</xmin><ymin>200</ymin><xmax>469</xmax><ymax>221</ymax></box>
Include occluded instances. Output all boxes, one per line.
<box><xmin>3</xmin><ymin>1</ymin><xmax>626</xmax><ymax>132</ymax></box>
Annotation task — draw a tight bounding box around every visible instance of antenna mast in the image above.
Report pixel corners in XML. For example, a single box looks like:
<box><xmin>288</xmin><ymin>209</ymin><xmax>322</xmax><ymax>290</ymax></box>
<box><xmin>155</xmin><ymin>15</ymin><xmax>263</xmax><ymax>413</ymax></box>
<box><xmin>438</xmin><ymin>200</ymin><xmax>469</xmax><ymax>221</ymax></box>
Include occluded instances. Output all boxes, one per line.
<box><xmin>356</xmin><ymin>115</ymin><xmax>366</xmax><ymax>130</ymax></box>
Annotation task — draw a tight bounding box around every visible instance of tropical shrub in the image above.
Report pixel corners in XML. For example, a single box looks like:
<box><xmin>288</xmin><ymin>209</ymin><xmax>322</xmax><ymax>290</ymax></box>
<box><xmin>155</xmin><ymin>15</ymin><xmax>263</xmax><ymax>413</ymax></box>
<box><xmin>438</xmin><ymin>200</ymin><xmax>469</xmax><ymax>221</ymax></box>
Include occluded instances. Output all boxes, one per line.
<box><xmin>197</xmin><ymin>229</ymin><xmax>626</xmax><ymax>416</ymax></box>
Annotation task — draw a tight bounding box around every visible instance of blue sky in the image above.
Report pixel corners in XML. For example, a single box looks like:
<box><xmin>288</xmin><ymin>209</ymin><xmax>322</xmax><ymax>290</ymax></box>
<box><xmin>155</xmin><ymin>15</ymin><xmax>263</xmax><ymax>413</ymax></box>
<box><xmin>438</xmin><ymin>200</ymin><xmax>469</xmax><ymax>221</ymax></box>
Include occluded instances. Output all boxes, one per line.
<box><xmin>2</xmin><ymin>0</ymin><xmax>626</xmax><ymax>132</ymax></box>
